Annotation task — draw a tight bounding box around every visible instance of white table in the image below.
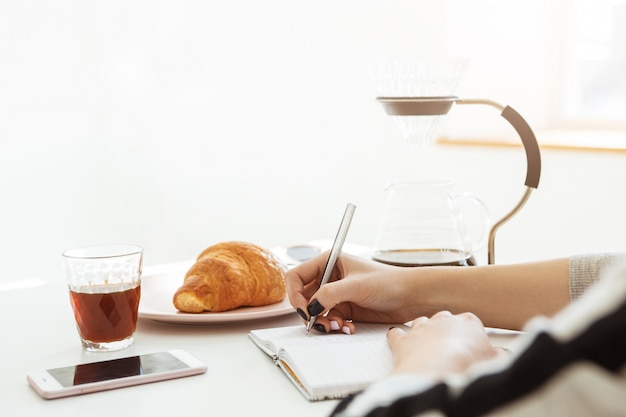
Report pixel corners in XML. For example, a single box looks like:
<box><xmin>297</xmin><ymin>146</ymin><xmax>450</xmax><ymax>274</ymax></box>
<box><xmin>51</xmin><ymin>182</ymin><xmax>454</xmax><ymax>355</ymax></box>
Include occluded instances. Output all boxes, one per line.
<box><xmin>2</xmin><ymin>264</ymin><xmax>337</xmax><ymax>417</ymax></box>
<box><xmin>2</xmin><ymin>261</ymin><xmax>519</xmax><ymax>416</ymax></box>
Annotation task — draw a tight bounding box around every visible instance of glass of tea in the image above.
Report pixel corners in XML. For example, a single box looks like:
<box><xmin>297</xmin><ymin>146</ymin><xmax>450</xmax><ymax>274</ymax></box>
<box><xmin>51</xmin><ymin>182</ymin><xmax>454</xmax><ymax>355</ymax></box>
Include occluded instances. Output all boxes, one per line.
<box><xmin>62</xmin><ymin>244</ymin><xmax>143</xmax><ymax>352</ymax></box>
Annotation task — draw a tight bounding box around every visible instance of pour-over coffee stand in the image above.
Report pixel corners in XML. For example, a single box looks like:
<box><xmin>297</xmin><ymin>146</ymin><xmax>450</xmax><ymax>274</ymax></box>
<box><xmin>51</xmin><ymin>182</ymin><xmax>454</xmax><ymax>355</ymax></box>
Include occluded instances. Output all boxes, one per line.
<box><xmin>377</xmin><ymin>96</ymin><xmax>542</xmax><ymax>264</ymax></box>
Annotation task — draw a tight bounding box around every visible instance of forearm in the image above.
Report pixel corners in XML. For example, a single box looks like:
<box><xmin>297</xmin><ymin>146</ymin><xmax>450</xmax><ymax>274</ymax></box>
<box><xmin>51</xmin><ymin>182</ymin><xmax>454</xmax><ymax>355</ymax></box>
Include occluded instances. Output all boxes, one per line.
<box><xmin>395</xmin><ymin>258</ymin><xmax>570</xmax><ymax>330</ymax></box>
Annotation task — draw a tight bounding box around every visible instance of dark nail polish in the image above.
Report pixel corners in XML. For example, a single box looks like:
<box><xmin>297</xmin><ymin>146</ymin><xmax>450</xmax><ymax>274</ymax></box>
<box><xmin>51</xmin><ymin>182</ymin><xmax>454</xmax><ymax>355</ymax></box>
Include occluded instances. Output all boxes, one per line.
<box><xmin>313</xmin><ymin>323</ymin><xmax>327</xmax><ymax>333</ymax></box>
<box><xmin>307</xmin><ymin>299</ymin><xmax>324</xmax><ymax>316</ymax></box>
<box><xmin>296</xmin><ymin>308</ymin><xmax>308</xmax><ymax>321</ymax></box>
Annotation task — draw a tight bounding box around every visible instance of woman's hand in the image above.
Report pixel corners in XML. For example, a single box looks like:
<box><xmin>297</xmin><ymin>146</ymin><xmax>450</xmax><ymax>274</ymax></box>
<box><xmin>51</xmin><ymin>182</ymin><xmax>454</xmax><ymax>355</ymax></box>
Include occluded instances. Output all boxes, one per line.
<box><xmin>387</xmin><ymin>311</ymin><xmax>500</xmax><ymax>378</ymax></box>
<box><xmin>285</xmin><ymin>252</ymin><xmax>421</xmax><ymax>334</ymax></box>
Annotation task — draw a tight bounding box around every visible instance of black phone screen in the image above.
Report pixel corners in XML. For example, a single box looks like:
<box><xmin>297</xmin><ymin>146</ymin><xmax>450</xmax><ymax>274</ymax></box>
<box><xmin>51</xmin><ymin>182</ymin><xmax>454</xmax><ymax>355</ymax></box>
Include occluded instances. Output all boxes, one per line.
<box><xmin>47</xmin><ymin>352</ymin><xmax>189</xmax><ymax>387</ymax></box>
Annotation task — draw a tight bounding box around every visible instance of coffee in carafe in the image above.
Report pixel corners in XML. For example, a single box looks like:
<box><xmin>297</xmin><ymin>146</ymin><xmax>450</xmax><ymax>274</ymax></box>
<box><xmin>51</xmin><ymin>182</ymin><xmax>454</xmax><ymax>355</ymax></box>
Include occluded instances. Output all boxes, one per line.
<box><xmin>372</xmin><ymin>248</ymin><xmax>477</xmax><ymax>267</ymax></box>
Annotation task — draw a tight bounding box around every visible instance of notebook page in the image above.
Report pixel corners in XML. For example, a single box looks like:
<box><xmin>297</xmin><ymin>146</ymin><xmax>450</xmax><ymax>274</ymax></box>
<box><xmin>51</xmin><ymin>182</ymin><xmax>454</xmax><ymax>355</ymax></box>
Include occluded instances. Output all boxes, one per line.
<box><xmin>249</xmin><ymin>325</ymin><xmax>311</xmax><ymax>357</ymax></box>
<box><xmin>251</xmin><ymin>324</ymin><xmax>375</xmax><ymax>356</ymax></box>
<box><xmin>276</xmin><ymin>323</ymin><xmax>400</xmax><ymax>399</ymax></box>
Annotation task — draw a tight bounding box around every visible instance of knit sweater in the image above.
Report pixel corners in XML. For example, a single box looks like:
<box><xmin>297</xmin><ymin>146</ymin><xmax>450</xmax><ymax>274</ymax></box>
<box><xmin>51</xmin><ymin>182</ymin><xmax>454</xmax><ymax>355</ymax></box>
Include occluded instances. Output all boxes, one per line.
<box><xmin>569</xmin><ymin>252</ymin><xmax>619</xmax><ymax>299</ymax></box>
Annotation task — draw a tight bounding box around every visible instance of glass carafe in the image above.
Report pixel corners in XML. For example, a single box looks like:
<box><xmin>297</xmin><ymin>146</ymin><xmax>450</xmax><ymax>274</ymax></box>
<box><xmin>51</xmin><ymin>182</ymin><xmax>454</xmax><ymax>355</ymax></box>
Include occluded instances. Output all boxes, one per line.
<box><xmin>372</xmin><ymin>178</ymin><xmax>489</xmax><ymax>267</ymax></box>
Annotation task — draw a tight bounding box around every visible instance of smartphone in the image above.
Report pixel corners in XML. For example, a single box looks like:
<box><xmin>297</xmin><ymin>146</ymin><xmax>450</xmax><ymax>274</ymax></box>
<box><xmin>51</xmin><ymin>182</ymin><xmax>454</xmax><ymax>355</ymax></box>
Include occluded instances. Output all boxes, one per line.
<box><xmin>27</xmin><ymin>349</ymin><xmax>207</xmax><ymax>399</ymax></box>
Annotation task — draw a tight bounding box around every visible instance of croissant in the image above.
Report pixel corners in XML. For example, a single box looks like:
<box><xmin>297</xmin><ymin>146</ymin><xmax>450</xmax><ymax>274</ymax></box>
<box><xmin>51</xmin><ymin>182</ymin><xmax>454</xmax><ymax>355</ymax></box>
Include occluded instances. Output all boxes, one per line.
<box><xmin>173</xmin><ymin>241</ymin><xmax>286</xmax><ymax>313</ymax></box>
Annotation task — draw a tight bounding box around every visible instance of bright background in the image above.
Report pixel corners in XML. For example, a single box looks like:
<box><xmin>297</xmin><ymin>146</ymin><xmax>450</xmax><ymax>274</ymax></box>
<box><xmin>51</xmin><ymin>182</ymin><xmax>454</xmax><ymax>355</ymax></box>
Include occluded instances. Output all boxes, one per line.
<box><xmin>1</xmin><ymin>0</ymin><xmax>625</xmax><ymax>286</ymax></box>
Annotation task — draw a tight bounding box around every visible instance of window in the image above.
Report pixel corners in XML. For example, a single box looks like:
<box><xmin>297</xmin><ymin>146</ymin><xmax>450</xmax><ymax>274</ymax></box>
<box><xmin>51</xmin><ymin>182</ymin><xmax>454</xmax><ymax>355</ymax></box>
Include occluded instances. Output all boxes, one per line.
<box><xmin>442</xmin><ymin>0</ymin><xmax>626</xmax><ymax>151</ymax></box>
<box><xmin>556</xmin><ymin>0</ymin><xmax>626</xmax><ymax>128</ymax></box>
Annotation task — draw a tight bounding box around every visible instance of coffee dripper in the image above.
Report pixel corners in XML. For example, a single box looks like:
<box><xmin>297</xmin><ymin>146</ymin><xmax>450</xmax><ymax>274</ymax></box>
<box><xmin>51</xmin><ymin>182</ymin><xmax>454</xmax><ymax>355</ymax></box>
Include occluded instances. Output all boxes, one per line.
<box><xmin>370</xmin><ymin>56</ymin><xmax>542</xmax><ymax>265</ymax></box>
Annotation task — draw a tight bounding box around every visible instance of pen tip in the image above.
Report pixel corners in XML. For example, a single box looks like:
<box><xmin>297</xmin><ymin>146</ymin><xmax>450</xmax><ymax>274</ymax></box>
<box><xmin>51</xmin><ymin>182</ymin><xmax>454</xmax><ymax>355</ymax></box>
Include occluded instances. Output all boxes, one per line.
<box><xmin>305</xmin><ymin>318</ymin><xmax>314</xmax><ymax>334</ymax></box>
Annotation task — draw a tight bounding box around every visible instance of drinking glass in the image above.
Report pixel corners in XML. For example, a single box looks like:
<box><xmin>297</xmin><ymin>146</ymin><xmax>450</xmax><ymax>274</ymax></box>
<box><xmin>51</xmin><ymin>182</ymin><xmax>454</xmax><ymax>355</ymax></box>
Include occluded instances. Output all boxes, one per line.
<box><xmin>62</xmin><ymin>244</ymin><xmax>143</xmax><ymax>352</ymax></box>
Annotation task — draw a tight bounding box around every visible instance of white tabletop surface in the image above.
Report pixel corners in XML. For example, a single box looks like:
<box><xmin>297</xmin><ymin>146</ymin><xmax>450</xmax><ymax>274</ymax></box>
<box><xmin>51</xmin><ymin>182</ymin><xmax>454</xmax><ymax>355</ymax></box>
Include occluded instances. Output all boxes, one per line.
<box><xmin>2</xmin><ymin>261</ymin><xmax>338</xmax><ymax>417</ymax></box>
<box><xmin>2</xmin><ymin>259</ymin><xmax>520</xmax><ymax>416</ymax></box>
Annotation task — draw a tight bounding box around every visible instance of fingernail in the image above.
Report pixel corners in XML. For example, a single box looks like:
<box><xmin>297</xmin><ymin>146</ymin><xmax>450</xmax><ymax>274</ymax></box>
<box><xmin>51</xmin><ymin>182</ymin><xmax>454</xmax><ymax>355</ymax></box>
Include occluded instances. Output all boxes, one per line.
<box><xmin>296</xmin><ymin>308</ymin><xmax>308</xmax><ymax>321</ymax></box>
<box><xmin>330</xmin><ymin>320</ymin><xmax>340</xmax><ymax>331</ymax></box>
<box><xmin>307</xmin><ymin>299</ymin><xmax>324</xmax><ymax>316</ymax></box>
<box><xmin>314</xmin><ymin>323</ymin><xmax>327</xmax><ymax>333</ymax></box>
<box><xmin>388</xmin><ymin>326</ymin><xmax>396</xmax><ymax>331</ymax></box>
<box><xmin>342</xmin><ymin>326</ymin><xmax>351</xmax><ymax>335</ymax></box>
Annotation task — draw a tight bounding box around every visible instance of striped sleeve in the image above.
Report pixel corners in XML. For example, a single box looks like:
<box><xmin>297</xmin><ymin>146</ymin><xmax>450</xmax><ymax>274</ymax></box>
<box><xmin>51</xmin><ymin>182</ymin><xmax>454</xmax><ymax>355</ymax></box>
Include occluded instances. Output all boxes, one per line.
<box><xmin>331</xmin><ymin>254</ymin><xmax>626</xmax><ymax>417</ymax></box>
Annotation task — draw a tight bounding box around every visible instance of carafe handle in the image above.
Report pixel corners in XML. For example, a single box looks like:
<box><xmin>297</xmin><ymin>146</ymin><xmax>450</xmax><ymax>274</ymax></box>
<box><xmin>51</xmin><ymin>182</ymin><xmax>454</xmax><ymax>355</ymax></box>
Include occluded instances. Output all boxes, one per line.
<box><xmin>453</xmin><ymin>193</ymin><xmax>490</xmax><ymax>255</ymax></box>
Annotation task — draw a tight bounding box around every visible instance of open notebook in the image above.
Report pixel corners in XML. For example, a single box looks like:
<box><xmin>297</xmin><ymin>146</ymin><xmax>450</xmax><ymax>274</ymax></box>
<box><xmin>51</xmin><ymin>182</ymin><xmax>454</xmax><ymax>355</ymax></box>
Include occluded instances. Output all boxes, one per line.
<box><xmin>249</xmin><ymin>322</ymin><xmax>407</xmax><ymax>401</ymax></box>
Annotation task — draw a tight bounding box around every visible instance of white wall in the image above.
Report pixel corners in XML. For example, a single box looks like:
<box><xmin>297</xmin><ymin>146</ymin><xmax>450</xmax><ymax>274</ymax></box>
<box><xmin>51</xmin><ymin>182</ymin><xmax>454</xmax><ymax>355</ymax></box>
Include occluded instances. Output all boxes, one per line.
<box><xmin>1</xmin><ymin>1</ymin><xmax>625</xmax><ymax>286</ymax></box>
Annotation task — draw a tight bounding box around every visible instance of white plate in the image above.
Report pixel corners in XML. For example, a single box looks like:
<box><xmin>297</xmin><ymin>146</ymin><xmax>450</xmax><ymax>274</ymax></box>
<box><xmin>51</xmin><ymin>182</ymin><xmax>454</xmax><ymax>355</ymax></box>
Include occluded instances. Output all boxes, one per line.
<box><xmin>138</xmin><ymin>262</ymin><xmax>295</xmax><ymax>324</ymax></box>
<box><xmin>137</xmin><ymin>242</ymin><xmax>370</xmax><ymax>324</ymax></box>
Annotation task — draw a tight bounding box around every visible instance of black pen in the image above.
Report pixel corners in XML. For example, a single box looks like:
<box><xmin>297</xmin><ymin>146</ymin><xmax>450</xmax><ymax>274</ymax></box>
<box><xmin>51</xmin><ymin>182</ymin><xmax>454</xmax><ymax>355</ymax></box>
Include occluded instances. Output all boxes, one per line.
<box><xmin>306</xmin><ymin>203</ymin><xmax>356</xmax><ymax>334</ymax></box>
